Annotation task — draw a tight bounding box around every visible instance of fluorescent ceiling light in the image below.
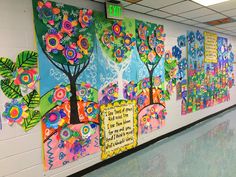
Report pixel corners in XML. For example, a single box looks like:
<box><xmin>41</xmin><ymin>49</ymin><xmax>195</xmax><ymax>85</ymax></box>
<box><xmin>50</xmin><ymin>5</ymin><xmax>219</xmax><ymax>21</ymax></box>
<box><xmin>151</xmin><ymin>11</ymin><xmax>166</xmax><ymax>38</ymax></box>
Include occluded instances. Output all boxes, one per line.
<box><xmin>192</xmin><ymin>0</ymin><xmax>229</xmax><ymax>6</ymax></box>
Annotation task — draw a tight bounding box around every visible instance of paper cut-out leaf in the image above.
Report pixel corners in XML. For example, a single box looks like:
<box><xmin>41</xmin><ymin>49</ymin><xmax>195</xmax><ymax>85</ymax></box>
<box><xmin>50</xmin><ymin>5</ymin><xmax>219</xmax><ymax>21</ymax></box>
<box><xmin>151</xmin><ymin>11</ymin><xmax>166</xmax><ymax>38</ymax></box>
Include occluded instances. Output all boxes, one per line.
<box><xmin>0</xmin><ymin>79</ymin><xmax>22</xmax><ymax>98</ymax></box>
<box><xmin>22</xmin><ymin>90</ymin><xmax>40</xmax><ymax>109</ymax></box>
<box><xmin>16</xmin><ymin>51</ymin><xmax>38</xmax><ymax>69</ymax></box>
<box><xmin>0</xmin><ymin>57</ymin><xmax>17</xmax><ymax>78</ymax></box>
<box><xmin>22</xmin><ymin>110</ymin><xmax>41</xmax><ymax>131</ymax></box>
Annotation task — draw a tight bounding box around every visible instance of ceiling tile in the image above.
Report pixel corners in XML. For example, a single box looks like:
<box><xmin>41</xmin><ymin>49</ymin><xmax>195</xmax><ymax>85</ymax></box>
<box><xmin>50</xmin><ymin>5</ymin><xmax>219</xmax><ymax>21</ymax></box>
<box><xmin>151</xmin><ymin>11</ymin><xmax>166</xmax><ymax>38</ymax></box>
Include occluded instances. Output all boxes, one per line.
<box><xmin>181</xmin><ymin>19</ymin><xmax>199</xmax><ymax>25</ymax></box>
<box><xmin>194</xmin><ymin>13</ymin><xmax>226</xmax><ymax>22</ymax></box>
<box><xmin>166</xmin><ymin>15</ymin><xmax>187</xmax><ymax>22</ymax></box>
<box><xmin>138</xmin><ymin>0</ymin><xmax>185</xmax><ymax>9</ymax></box>
<box><xmin>121</xmin><ymin>1</ymin><xmax>132</xmax><ymax>7</ymax></box>
<box><xmin>194</xmin><ymin>23</ymin><xmax>211</xmax><ymax>28</ymax></box>
<box><xmin>125</xmin><ymin>4</ymin><xmax>153</xmax><ymax>13</ymax></box>
<box><xmin>216</xmin><ymin>21</ymin><xmax>236</xmax><ymax>28</ymax></box>
<box><xmin>208</xmin><ymin>1</ymin><xmax>236</xmax><ymax>12</ymax></box>
<box><xmin>178</xmin><ymin>8</ymin><xmax>215</xmax><ymax>19</ymax></box>
<box><xmin>221</xmin><ymin>8</ymin><xmax>236</xmax><ymax>16</ymax></box>
<box><xmin>93</xmin><ymin>0</ymin><xmax>105</xmax><ymax>3</ymax></box>
<box><xmin>160</xmin><ymin>1</ymin><xmax>202</xmax><ymax>14</ymax></box>
<box><xmin>147</xmin><ymin>10</ymin><xmax>171</xmax><ymax>18</ymax></box>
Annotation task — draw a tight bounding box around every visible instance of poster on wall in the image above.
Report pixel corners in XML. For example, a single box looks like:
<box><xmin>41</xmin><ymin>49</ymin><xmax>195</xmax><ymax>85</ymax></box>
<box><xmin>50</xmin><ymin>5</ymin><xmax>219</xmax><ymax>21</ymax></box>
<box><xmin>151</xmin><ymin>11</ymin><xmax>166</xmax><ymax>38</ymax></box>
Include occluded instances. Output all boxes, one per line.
<box><xmin>32</xmin><ymin>0</ymin><xmax>100</xmax><ymax>170</ymax></box>
<box><xmin>204</xmin><ymin>31</ymin><xmax>218</xmax><ymax>63</ymax></box>
<box><xmin>100</xmin><ymin>100</ymin><xmax>138</xmax><ymax>160</ymax></box>
<box><xmin>177</xmin><ymin>30</ymin><xmax>234</xmax><ymax>115</ymax></box>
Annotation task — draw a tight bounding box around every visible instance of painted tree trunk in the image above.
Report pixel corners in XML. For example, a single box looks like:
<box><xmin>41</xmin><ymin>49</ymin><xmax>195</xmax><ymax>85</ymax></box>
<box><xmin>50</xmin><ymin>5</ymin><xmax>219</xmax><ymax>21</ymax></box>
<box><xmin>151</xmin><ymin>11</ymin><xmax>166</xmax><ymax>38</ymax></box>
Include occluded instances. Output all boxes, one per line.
<box><xmin>69</xmin><ymin>77</ymin><xmax>80</xmax><ymax>124</ymax></box>
<box><xmin>149</xmin><ymin>70</ymin><xmax>154</xmax><ymax>105</ymax></box>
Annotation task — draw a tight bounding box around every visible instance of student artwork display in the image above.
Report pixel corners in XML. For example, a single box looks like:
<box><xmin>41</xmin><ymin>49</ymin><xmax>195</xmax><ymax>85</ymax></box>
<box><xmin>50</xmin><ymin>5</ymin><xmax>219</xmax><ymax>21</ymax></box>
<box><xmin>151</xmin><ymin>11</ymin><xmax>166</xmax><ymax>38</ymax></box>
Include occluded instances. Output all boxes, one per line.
<box><xmin>176</xmin><ymin>30</ymin><xmax>234</xmax><ymax>115</ymax></box>
<box><xmin>0</xmin><ymin>51</ymin><xmax>40</xmax><ymax>131</ymax></box>
<box><xmin>135</xmin><ymin>20</ymin><xmax>168</xmax><ymax>134</ymax></box>
<box><xmin>31</xmin><ymin>0</ymin><xmax>234</xmax><ymax>171</ymax></box>
<box><xmin>33</xmin><ymin>1</ymin><xmax>100</xmax><ymax>170</ymax></box>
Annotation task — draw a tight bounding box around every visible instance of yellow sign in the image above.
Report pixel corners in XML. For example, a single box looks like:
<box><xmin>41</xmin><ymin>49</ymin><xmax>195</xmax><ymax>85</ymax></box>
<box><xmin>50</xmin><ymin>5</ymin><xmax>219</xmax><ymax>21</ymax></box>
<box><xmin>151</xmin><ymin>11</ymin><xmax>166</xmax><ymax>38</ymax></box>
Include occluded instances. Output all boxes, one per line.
<box><xmin>204</xmin><ymin>31</ymin><xmax>218</xmax><ymax>63</ymax></box>
<box><xmin>100</xmin><ymin>100</ymin><xmax>138</xmax><ymax>160</ymax></box>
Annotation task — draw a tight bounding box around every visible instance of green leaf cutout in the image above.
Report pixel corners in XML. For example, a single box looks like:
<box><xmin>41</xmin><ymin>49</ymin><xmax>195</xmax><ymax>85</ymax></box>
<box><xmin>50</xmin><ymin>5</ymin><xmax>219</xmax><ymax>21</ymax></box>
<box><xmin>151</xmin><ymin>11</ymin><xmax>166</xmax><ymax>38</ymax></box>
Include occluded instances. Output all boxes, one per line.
<box><xmin>1</xmin><ymin>79</ymin><xmax>22</xmax><ymax>98</ymax></box>
<box><xmin>0</xmin><ymin>57</ymin><xmax>17</xmax><ymax>78</ymax></box>
<box><xmin>22</xmin><ymin>110</ymin><xmax>41</xmax><ymax>131</ymax></box>
<box><xmin>16</xmin><ymin>51</ymin><xmax>38</xmax><ymax>69</ymax></box>
<box><xmin>22</xmin><ymin>90</ymin><xmax>40</xmax><ymax>109</ymax></box>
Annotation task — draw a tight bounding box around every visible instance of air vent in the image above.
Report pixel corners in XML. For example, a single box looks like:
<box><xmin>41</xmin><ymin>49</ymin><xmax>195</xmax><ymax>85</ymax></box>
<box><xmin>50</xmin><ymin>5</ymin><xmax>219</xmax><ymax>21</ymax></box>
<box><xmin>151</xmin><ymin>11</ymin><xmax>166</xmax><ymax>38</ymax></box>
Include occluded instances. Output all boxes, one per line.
<box><xmin>206</xmin><ymin>17</ymin><xmax>236</xmax><ymax>26</ymax></box>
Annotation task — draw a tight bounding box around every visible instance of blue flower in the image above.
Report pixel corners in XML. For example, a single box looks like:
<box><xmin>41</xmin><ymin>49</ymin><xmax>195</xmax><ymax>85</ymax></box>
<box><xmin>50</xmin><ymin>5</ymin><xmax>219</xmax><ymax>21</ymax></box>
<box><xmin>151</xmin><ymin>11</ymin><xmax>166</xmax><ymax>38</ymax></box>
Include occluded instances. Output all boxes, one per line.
<box><xmin>172</xmin><ymin>45</ymin><xmax>182</xmax><ymax>60</ymax></box>
<box><xmin>177</xmin><ymin>35</ymin><xmax>186</xmax><ymax>48</ymax></box>
<box><xmin>187</xmin><ymin>31</ymin><xmax>195</xmax><ymax>44</ymax></box>
<box><xmin>197</xmin><ymin>46</ymin><xmax>204</xmax><ymax>58</ymax></box>
<box><xmin>43</xmin><ymin>109</ymin><xmax>66</xmax><ymax>129</ymax></box>
<box><xmin>196</xmin><ymin>31</ymin><xmax>204</xmax><ymax>43</ymax></box>
<box><xmin>70</xmin><ymin>140</ymin><xmax>82</xmax><ymax>155</ymax></box>
<box><xmin>138</xmin><ymin>95</ymin><xmax>147</xmax><ymax>107</ymax></box>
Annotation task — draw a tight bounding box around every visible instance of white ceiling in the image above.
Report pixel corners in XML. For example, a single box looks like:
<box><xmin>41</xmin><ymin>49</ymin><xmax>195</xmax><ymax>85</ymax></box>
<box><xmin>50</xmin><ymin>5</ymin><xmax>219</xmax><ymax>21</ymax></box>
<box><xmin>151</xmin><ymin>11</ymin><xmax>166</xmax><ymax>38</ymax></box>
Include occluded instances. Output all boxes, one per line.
<box><xmin>92</xmin><ymin>0</ymin><xmax>236</xmax><ymax>37</ymax></box>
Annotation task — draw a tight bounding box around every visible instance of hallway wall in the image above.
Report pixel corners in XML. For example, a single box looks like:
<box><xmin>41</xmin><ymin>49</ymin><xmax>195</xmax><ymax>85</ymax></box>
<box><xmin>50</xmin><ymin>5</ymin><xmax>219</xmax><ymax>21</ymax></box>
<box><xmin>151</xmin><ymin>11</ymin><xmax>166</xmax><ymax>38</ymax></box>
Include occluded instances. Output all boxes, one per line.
<box><xmin>0</xmin><ymin>0</ymin><xmax>236</xmax><ymax>176</ymax></box>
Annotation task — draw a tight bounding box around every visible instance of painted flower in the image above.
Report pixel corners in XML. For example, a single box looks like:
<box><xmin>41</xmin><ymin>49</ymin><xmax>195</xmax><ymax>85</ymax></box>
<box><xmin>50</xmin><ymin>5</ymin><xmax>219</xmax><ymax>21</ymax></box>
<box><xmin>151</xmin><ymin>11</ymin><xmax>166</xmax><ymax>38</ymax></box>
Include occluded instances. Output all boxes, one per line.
<box><xmin>178</xmin><ymin>58</ymin><xmax>187</xmax><ymax>70</ymax></box>
<box><xmin>187</xmin><ymin>31</ymin><xmax>195</xmax><ymax>44</ymax></box>
<box><xmin>139</xmin><ymin>41</ymin><xmax>148</xmax><ymax>55</ymax></box>
<box><xmin>100</xmin><ymin>83</ymin><xmax>118</xmax><ymax>104</ymax></box>
<box><xmin>101</xmin><ymin>30</ymin><xmax>114</xmax><ymax>49</ymax></box>
<box><xmin>3</xmin><ymin>100</ymin><xmax>28</xmax><ymax>125</ymax></box>
<box><xmin>80</xmin><ymin>124</ymin><xmax>95</xmax><ymax>139</ymax></box>
<box><xmin>140</xmin><ymin>78</ymin><xmax>151</xmax><ymax>90</ymax></box>
<box><xmin>156</xmin><ymin>25</ymin><xmax>165</xmax><ymax>41</ymax></box>
<box><xmin>60</xmin><ymin>126</ymin><xmax>73</xmax><ymax>141</ymax></box>
<box><xmin>148</xmin><ymin>34</ymin><xmax>156</xmax><ymax>49</ymax></box>
<box><xmin>63</xmin><ymin>43</ymin><xmax>83</xmax><ymax>65</ymax></box>
<box><xmin>172</xmin><ymin>45</ymin><xmax>182</xmax><ymax>60</ymax></box>
<box><xmin>45</xmin><ymin>30</ymin><xmax>63</xmax><ymax>53</ymax></box>
<box><xmin>14</xmin><ymin>68</ymin><xmax>38</xmax><ymax>89</ymax></box>
<box><xmin>153</xmin><ymin>76</ymin><xmax>161</xmax><ymax>87</ymax></box>
<box><xmin>60</xmin><ymin>14</ymin><xmax>78</xmax><ymax>36</ymax></box>
<box><xmin>177</xmin><ymin>70</ymin><xmax>185</xmax><ymax>80</ymax></box>
<box><xmin>155</xmin><ymin>43</ymin><xmax>165</xmax><ymax>58</ymax></box>
<box><xmin>137</xmin><ymin>95</ymin><xmax>147</xmax><ymax>107</ymax></box>
<box><xmin>84</xmin><ymin>103</ymin><xmax>99</xmax><ymax>120</ymax></box>
<box><xmin>228</xmin><ymin>43</ymin><xmax>232</xmax><ymax>51</ymax></box>
<box><xmin>197</xmin><ymin>46</ymin><xmax>204</xmax><ymax>58</ymax></box>
<box><xmin>125</xmin><ymin>81</ymin><xmax>137</xmax><ymax>99</ymax></box>
<box><xmin>49</xmin><ymin>84</ymin><xmax>71</xmax><ymax>105</ymax></box>
<box><xmin>169</xmin><ymin>68</ymin><xmax>177</xmax><ymax>78</ymax></box>
<box><xmin>140</xmin><ymin>114</ymin><xmax>150</xmax><ymax>126</ymax></box>
<box><xmin>114</xmin><ymin>47</ymin><xmax>125</xmax><ymax>63</ymax></box>
<box><xmin>43</xmin><ymin>109</ymin><xmax>66</xmax><ymax>129</ymax></box>
<box><xmin>165</xmin><ymin>50</ymin><xmax>172</xmax><ymax>60</ymax></box>
<box><xmin>112</xmin><ymin>21</ymin><xmax>123</xmax><ymax>37</ymax></box>
<box><xmin>70</xmin><ymin>140</ymin><xmax>83</xmax><ymax>155</ymax></box>
<box><xmin>148</xmin><ymin>50</ymin><xmax>157</xmax><ymax>64</ymax></box>
<box><xmin>138</xmin><ymin>23</ymin><xmax>147</xmax><ymax>41</ymax></box>
<box><xmin>79</xmin><ymin>9</ymin><xmax>93</xmax><ymax>28</ymax></box>
<box><xmin>124</xmin><ymin>33</ymin><xmax>135</xmax><ymax>50</ymax></box>
<box><xmin>77</xmin><ymin>83</ymin><xmax>91</xmax><ymax>102</ymax></box>
<box><xmin>177</xmin><ymin>35</ymin><xmax>186</xmax><ymax>48</ymax></box>
<box><xmin>188</xmin><ymin>46</ymin><xmax>196</xmax><ymax>58</ymax></box>
<box><xmin>196</xmin><ymin>30</ymin><xmax>204</xmax><ymax>43</ymax></box>
<box><xmin>77</xmin><ymin>35</ymin><xmax>89</xmax><ymax>55</ymax></box>
<box><xmin>37</xmin><ymin>1</ymin><xmax>60</xmax><ymax>26</ymax></box>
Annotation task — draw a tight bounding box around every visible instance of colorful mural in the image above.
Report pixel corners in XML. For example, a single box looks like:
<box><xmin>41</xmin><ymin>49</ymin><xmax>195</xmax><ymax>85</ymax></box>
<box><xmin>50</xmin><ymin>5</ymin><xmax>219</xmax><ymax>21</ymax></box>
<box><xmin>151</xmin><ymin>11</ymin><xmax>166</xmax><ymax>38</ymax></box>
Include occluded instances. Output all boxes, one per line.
<box><xmin>30</xmin><ymin>0</ymin><xmax>235</xmax><ymax>171</ymax></box>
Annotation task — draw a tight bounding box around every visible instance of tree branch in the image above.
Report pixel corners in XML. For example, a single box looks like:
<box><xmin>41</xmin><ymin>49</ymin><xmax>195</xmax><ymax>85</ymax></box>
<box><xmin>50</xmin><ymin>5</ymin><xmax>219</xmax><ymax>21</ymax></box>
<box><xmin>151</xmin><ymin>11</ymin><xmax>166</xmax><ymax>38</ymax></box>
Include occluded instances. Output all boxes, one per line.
<box><xmin>75</xmin><ymin>59</ymin><xmax>90</xmax><ymax>79</ymax></box>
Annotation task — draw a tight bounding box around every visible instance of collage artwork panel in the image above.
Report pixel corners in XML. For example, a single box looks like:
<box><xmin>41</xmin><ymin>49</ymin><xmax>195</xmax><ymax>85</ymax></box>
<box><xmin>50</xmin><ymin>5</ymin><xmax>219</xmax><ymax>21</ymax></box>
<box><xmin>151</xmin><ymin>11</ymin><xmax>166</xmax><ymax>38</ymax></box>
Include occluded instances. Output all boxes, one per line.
<box><xmin>0</xmin><ymin>0</ymin><xmax>233</xmax><ymax>171</ymax></box>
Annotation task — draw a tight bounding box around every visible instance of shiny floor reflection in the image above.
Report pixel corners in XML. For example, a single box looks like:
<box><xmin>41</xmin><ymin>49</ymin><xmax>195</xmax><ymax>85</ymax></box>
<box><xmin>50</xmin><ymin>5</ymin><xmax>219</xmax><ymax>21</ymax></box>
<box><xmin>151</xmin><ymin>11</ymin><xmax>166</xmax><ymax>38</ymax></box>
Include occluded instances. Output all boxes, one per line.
<box><xmin>83</xmin><ymin>108</ymin><xmax>236</xmax><ymax>177</ymax></box>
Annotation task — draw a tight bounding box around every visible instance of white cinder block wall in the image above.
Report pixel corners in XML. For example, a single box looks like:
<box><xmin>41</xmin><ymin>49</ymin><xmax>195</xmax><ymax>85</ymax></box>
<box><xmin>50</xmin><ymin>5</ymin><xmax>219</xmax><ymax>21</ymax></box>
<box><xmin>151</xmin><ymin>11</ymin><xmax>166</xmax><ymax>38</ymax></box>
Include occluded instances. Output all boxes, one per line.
<box><xmin>0</xmin><ymin>0</ymin><xmax>236</xmax><ymax>177</ymax></box>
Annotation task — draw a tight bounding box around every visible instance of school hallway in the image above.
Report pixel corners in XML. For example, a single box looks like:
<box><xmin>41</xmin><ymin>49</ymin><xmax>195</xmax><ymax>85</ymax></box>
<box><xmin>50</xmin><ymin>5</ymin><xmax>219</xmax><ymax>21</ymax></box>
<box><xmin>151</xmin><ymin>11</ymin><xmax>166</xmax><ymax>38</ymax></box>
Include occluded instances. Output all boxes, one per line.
<box><xmin>83</xmin><ymin>107</ymin><xmax>236</xmax><ymax>177</ymax></box>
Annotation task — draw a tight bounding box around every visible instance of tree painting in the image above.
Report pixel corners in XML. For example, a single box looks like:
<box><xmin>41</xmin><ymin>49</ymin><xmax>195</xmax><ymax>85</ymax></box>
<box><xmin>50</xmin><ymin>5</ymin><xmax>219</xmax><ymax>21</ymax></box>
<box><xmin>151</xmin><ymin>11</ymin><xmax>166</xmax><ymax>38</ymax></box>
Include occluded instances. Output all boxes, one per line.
<box><xmin>33</xmin><ymin>1</ymin><xmax>94</xmax><ymax>124</ymax></box>
<box><xmin>136</xmin><ymin>20</ymin><xmax>165</xmax><ymax>104</ymax></box>
<box><xmin>94</xmin><ymin>12</ymin><xmax>136</xmax><ymax>101</ymax></box>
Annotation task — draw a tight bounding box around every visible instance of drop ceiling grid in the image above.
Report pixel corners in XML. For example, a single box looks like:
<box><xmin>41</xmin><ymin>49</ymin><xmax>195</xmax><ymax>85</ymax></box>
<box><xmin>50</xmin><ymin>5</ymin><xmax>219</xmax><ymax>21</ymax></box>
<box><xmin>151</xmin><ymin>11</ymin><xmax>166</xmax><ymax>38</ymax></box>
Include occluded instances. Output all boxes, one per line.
<box><xmin>91</xmin><ymin>0</ymin><xmax>236</xmax><ymax>36</ymax></box>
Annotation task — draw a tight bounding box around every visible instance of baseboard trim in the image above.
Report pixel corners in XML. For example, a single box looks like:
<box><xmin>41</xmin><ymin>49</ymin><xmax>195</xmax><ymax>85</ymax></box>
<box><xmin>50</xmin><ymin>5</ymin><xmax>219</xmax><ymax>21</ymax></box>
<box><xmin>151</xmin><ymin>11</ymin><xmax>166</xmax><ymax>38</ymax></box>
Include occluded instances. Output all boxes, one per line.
<box><xmin>70</xmin><ymin>104</ymin><xmax>236</xmax><ymax>177</ymax></box>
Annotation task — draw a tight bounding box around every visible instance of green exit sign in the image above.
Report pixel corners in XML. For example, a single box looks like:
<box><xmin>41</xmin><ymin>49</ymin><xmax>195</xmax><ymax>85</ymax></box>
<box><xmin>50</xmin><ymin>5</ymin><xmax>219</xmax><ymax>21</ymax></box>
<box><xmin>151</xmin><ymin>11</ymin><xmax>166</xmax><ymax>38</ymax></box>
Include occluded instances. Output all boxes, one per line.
<box><xmin>106</xmin><ymin>2</ymin><xmax>123</xmax><ymax>20</ymax></box>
